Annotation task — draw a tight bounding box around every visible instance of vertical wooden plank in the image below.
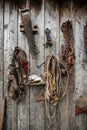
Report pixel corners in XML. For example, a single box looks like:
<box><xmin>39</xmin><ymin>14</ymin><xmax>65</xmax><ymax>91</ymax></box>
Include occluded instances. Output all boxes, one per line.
<box><xmin>59</xmin><ymin>3</ymin><xmax>68</xmax><ymax>130</ymax></box>
<box><xmin>68</xmin><ymin>2</ymin><xmax>76</xmax><ymax>130</ymax></box>
<box><xmin>30</xmin><ymin>0</ymin><xmax>45</xmax><ymax>75</ymax></box>
<box><xmin>13</xmin><ymin>3</ymin><xmax>18</xmax><ymax>130</ymax></box>
<box><xmin>44</xmin><ymin>1</ymin><xmax>59</xmax><ymax>57</ymax></box>
<box><xmin>4</xmin><ymin>1</ymin><xmax>18</xmax><ymax>129</ymax></box>
<box><xmin>4</xmin><ymin>2</ymin><xmax>10</xmax><ymax>129</ymax></box>
<box><xmin>30</xmin><ymin>85</ymin><xmax>45</xmax><ymax>130</ymax></box>
<box><xmin>0</xmin><ymin>0</ymin><xmax>4</xmax><ymax>120</ymax></box>
<box><xmin>17</xmin><ymin>1</ymin><xmax>30</xmax><ymax>130</ymax></box>
<box><xmin>75</xmin><ymin>4</ymin><xmax>87</xmax><ymax>130</ymax></box>
<box><xmin>59</xmin><ymin>1</ymin><xmax>75</xmax><ymax>130</ymax></box>
<box><xmin>44</xmin><ymin>1</ymin><xmax>59</xmax><ymax>130</ymax></box>
<box><xmin>29</xmin><ymin>0</ymin><xmax>45</xmax><ymax>130</ymax></box>
<box><xmin>26</xmin><ymin>2</ymin><xmax>30</xmax><ymax>130</ymax></box>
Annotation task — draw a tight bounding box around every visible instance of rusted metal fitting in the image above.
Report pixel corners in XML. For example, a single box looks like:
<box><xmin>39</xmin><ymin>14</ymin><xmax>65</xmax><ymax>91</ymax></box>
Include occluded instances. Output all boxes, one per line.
<box><xmin>44</xmin><ymin>28</ymin><xmax>52</xmax><ymax>47</ymax></box>
<box><xmin>32</xmin><ymin>24</ymin><xmax>38</xmax><ymax>33</ymax></box>
<box><xmin>20</xmin><ymin>22</ymin><xmax>25</xmax><ymax>32</ymax></box>
<box><xmin>20</xmin><ymin>23</ymin><xmax>38</xmax><ymax>33</ymax></box>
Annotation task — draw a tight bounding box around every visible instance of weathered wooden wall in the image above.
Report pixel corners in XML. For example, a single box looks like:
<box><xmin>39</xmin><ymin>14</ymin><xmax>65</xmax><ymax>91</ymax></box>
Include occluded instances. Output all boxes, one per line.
<box><xmin>0</xmin><ymin>0</ymin><xmax>87</xmax><ymax>130</ymax></box>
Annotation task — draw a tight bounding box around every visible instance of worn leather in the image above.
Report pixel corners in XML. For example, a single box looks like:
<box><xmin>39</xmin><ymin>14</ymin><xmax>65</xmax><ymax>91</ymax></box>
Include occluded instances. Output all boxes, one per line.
<box><xmin>7</xmin><ymin>47</ymin><xmax>28</xmax><ymax>102</ymax></box>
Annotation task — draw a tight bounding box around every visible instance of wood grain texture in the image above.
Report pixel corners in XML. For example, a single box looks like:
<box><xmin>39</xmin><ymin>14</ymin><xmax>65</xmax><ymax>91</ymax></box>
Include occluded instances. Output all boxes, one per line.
<box><xmin>75</xmin><ymin>4</ymin><xmax>87</xmax><ymax>130</ymax></box>
<box><xmin>0</xmin><ymin>98</ymin><xmax>6</xmax><ymax>130</ymax></box>
<box><xmin>59</xmin><ymin>2</ymin><xmax>75</xmax><ymax>130</ymax></box>
<box><xmin>4</xmin><ymin>1</ymin><xmax>18</xmax><ymax>130</ymax></box>
<box><xmin>0</xmin><ymin>0</ymin><xmax>4</xmax><ymax>126</ymax></box>
<box><xmin>30</xmin><ymin>0</ymin><xmax>45</xmax><ymax>76</ymax></box>
<box><xmin>0</xmin><ymin>0</ymin><xmax>87</xmax><ymax>130</ymax></box>
<box><xmin>44</xmin><ymin>1</ymin><xmax>59</xmax><ymax>130</ymax></box>
<box><xmin>29</xmin><ymin>1</ymin><xmax>45</xmax><ymax>130</ymax></box>
<box><xmin>17</xmin><ymin>1</ymin><xmax>30</xmax><ymax>130</ymax></box>
<box><xmin>30</xmin><ymin>85</ymin><xmax>45</xmax><ymax>130</ymax></box>
<box><xmin>44</xmin><ymin>1</ymin><xmax>58</xmax><ymax>57</ymax></box>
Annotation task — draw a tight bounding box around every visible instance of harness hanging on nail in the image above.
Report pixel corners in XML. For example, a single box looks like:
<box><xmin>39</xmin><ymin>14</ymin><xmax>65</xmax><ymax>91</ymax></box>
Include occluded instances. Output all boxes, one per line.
<box><xmin>7</xmin><ymin>47</ymin><xmax>28</xmax><ymax>102</ymax></box>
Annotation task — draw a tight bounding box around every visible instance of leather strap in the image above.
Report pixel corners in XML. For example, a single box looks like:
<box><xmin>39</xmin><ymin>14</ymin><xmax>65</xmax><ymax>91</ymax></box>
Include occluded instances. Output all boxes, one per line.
<box><xmin>7</xmin><ymin>47</ymin><xmax>28</xmax><ymax>102</ymax></box>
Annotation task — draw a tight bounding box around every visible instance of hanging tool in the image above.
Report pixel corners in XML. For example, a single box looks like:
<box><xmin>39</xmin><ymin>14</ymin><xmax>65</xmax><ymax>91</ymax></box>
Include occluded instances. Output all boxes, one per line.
<box><xmin>20</xmin><ymin>8</ymin><xmax>38</xmax><ymax>59</ymax></box>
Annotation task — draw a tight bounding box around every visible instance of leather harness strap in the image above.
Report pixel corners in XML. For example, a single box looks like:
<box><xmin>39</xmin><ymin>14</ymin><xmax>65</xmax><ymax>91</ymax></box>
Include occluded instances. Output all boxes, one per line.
<box><xmin>7</xmin><ymin>47</ymin><xmax>28</xmax><ymax>102</ymax></box>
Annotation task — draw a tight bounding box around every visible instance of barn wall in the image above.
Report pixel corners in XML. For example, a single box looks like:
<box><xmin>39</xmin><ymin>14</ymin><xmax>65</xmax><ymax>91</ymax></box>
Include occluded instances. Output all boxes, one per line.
<box><xmin>0</xmin><ymin>0</ymin><xmax>87</xmax><ymax>130</ymax></box>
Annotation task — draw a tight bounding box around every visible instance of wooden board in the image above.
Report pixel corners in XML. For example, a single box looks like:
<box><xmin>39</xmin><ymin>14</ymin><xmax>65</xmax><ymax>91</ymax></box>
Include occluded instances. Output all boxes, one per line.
<box><xmin>4</xmin><ymin>1</ymin><xmax>18</xmax><ymax>129</ymax></box>
<box><xmin>59</xmin><ymin>1</ymin><xmax>75</xmax><ymax>130</ymax></box>
<box><xmin>0</xmin><ymin>0</ymin><xmax>87</xmax><ymax>130</ymax></box>
<box><xmin>30</xmin><ymin>0</ymin><xmax>45</xmax><ymax>76</ymax></box>
<box><xmin>44</xmin><ymin>1</ymin><xmax>59</xmax><ymax>130</ymax></box>
<box><xmin>30</xmin><ymin>85</ymin><xmax>45</xmax><ymax>130</ymax></box>
<box><xmin>17</xmin><ymin>1</ymin><xmax>30</xmax><ymax>130</ymax></box>
<box><xmin>44</xmin><ymin>1</ymin><xmax>58</xmax><ymax>57</ymax></box>
<box><xmin>75</xmin><ymin>4</ymin><xmax>87</xmax><ymax>130</ymax></box>
<box><xmin>29</xmin><ymin>1</ymin><xmax>45</xmax><ymax>130</ymax></box>
<box><xmin>0</xmin><ymin>0</ymin><xmax>4</xmax><ymax>124</ymax></box>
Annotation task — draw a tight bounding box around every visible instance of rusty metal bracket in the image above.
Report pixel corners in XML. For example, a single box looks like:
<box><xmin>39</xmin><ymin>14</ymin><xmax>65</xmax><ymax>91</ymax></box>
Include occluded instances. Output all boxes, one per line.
<box><xmin>20</xmin><ymin>22</ymin><xmax>25</xmax><ymax>32</ymax></box>
<box><xmin>44</xmin><ymin>28</ymin><xmax>52</xmax><ymax>47</ymax></box>
<box><xmin>20</xmin><ymin>23</ymin><xmax>38</xmax><ymax>33</ymax></box>
<box><xmin>32</xmin><ymin>24</ymin><xmax>38</xmax><ymax>33</ymax></box>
